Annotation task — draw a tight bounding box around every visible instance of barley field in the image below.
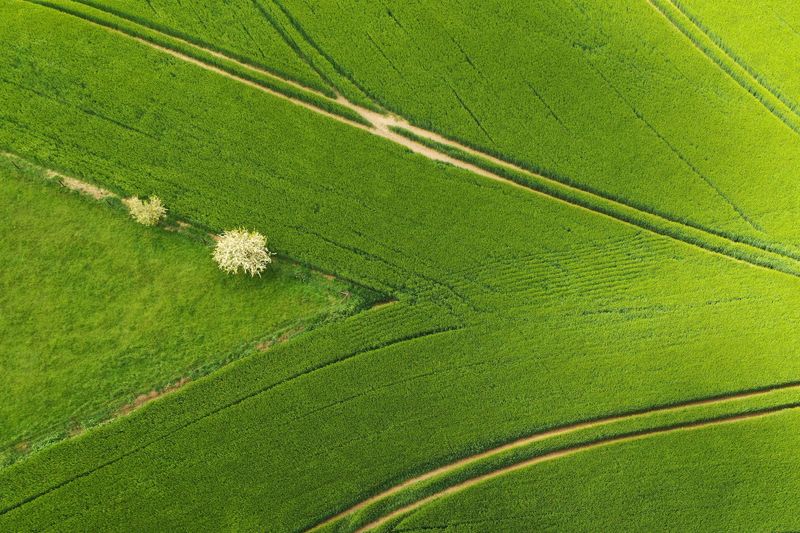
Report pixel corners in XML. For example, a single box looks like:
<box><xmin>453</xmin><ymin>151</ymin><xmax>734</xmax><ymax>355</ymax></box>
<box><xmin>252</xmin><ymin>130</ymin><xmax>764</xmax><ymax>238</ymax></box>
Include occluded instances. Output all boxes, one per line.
<box><xmin>2</xmin><ymin>0</ymin><xmax>799</xmax><ymax>531</ymax></box>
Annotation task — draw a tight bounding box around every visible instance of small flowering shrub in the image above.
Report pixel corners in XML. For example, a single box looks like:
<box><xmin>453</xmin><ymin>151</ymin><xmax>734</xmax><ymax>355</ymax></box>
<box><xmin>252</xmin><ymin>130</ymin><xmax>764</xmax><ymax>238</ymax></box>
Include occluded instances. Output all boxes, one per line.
<box><xmin>213</xmin><ymin>229</ymin><xmax>273</xmax><ymax>276</ymax></box>
<box><xmin>124</xmin><ymin>196</ymin><xmax>167</xmax><ymax>226</ymax></box>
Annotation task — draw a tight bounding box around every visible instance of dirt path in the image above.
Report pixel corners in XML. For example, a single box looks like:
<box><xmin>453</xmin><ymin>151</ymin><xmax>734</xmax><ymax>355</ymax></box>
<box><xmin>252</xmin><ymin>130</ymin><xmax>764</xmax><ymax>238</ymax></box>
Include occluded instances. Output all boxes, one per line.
<box><xmin>306</xmin><ymin>382</ymin><xmax>800</xmax><ymax>531</ymax></box>
<box><xmin>352</xmin><ymin>401</ymin><xmax>800</xmax><ymax>532</ymax></box>
<box><xmin>22</xmin><ymin>0</ymin><xmax>800</xmax><ymax>283</ymax></box>
<box><xmin>2</xmin><ymin>152</ymin><xmax>115</xmax><ymax>200</ymax></box>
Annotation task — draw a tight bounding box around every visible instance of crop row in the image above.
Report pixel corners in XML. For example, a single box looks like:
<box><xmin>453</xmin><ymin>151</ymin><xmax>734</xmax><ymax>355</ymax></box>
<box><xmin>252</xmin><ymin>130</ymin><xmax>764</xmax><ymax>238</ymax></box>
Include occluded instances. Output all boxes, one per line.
<box><xmin>672</xmin><ymin>0</ymin><xmax>800</xmax><ymax>119</ymax></box>
<box><xmin>395</xmin><ymin>407</ymin><xmax>800</xmax><ymax>531</ymax></box>
<box><xmin>264</xmin><ymin>0</ymin><xmax>800</xmax><ymax>255</ymax></box>
<box><xmin>27</xmin><ymin>0</ymin><xmax>371</xmax><ymax>125</ymax></box>
<box><xmin>69</xmin><ymin>0</ymin><xmax>329</xmax><ymax>94</ymax></box>
<box><xmin>4</xmin><ymin>2</ymin><xmax>800</xmax><ymax>530</ymax></box>
<box><xmin>59</xmin><ymin>2</ymin><xmax>797</xmax><ymax>268</ymax></box>
<box><xmin>391</xmin><ymin>127</ymin><xmax>800</xmax><ymax>279</ymax></box>
<box><xmin>649</xmin><ymin>0</ymin><xmax>800</xmax><ymax>136</ymax></box>
<box><xmin>319</xmin><ymin>383</ymin><xmax>800</xmax><ymax>532</ymax></box>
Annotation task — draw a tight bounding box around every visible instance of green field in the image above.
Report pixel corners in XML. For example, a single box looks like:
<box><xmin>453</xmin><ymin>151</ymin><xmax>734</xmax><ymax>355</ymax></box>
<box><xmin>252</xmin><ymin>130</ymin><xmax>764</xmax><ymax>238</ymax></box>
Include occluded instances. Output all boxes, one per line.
<box><xmin>387</xmin><ymin>408</ymin><xmax>800</xmax><ymax>532</ymax></box>
<box><xmin>677</xmin><ymin>0</ymin><xmax>800</xmax><ymax>118</ymax></box>
<box><xmin>0</xmin><ymin>153</ymin><xmax>371</xmax><ymax>465</ymax></box>
<box><xmin>1</xmin><ymin>0</ymin><xmax>799</xmax><ymax>530</ymax></box>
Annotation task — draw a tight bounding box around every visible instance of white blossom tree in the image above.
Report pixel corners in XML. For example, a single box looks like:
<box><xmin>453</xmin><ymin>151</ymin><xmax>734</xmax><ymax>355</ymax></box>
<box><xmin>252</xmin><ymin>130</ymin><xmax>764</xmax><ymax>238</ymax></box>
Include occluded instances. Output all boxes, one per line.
<box><xmin>213</xmin><ymin>229</ymin><xmax>273</xmax><ymax>276</ymax></box>
<box><xmin>123</xmin><ymin>196</ymin><xmax>167</xmax><ymax>226</ymax></box>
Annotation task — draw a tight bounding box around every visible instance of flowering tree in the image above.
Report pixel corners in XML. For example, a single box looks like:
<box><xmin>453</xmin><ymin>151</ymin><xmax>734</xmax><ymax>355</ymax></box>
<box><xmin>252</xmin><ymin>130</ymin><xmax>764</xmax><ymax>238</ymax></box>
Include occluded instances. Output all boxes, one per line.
<box><xmin>124</xmin><ymin>196</ymin><xmax>167</xmax><ymax>226</ymax></box>
<box><xmin>213</xmin><ymin>229</ymin><xmax>273</xmax><ymax>276</ymax></box>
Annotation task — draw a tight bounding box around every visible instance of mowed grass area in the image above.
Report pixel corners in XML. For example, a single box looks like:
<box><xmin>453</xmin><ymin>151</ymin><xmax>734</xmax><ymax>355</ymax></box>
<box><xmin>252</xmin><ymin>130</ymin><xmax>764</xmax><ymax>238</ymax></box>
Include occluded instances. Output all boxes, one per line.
<box><xmin>2</xmin><ymin>1</ymin><xmax>800</xmax><ymax>531</ymax></box>
<box><xmin>89</xmin><ymin>0</ymin><xmax>800</xmax><ymax>252</ymax></box>
<box><xmin>0</xmin><ymin>154</ymin><xmax>370</xmax><ymax>464</ymax></box>
<box><xmin>391</xmin><ymin>408</ymin><xmax>800</xmax><ymax>532</ymax></box>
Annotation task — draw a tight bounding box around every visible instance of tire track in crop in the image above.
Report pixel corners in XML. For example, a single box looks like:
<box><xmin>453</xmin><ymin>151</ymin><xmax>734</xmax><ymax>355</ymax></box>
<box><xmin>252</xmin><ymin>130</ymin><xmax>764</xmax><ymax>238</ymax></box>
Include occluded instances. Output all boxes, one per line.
<box><xmin>647</xmin><ymin>0</ymin><xmax>800</xmax><ymax>138</ymax></box>
<box><xmin>305</xmin><ymin>383</ymin><xmax>800</xmax><ymax>532</ymax></box>
<box><xmin>248</xmin><ymin>0</ymin><xmax>337</xmax><ymax>93</ymax></box>
<box><xmin>444</xmin><ymin>79</ymin><xmax>496</xmax><ymax>145</ymax></box>
<box><xmin>670</xmin><ymin>0</ymin><xmax>800</xmax><ymax>120</ymax></box>
<box><xmin>267</xmin><ymin>0</ymin><xmax>381</xmax><ymax>110</ymax></box>
<box><xmin>0</xmin><ymin>76</ymin><xmax>159</xmax><ymax>142</ymax></box>
<box><xmin>355</xmin><ymin>404</ymin><xmax>800</xmax><ymax>532</ymax></box>
<box><xmin>0</xmin><ymin>323</ymin><xmax>464</xmax><ymax>519</ymax></box>
<box><xmin>20</xmin><ymin>0</ymin><xmax>800</xmax><ymax>284</ymax></box>
<box><xmin>584</xmin><ymin>60</ymin><xmax>763</xmax><ymax>233</ymax></box>
<box><xmin>68</xmin><ymin>0</ymin><xmax>335</xmax><ymax>98</ymax></box>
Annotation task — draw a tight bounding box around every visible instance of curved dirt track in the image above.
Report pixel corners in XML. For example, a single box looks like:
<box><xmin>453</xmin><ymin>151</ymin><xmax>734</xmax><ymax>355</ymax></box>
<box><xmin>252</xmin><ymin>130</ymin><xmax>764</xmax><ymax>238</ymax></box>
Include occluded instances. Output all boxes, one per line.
<box><xmin>304</xmin><ymin>382</ymin><xmax>800</xmax><ymax>531</ymax></box>
<box><xmin>11</xmin><ymin>2</ymin><xmax>800</xmax><ymax>531</ymax></box>
<box><xmin>351</xmin><ymin>400</ymin><xmax>800</xmax><ymax>532</ymax></box>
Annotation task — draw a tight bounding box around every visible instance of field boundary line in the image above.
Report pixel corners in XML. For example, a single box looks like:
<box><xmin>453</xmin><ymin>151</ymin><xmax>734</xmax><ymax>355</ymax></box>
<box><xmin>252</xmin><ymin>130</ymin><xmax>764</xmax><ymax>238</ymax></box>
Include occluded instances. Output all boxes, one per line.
<box><xmin>0</xmin><ymin>151</ymin><xmax>402</xmax><ymax>466</ymax></box>
<box><xmin>647</xmin><ymin>0</ymin><xmax>800</xmax><ymax>138</ymax></box>
<box><xmin>305</xmin><ymin>381</ymin><xmax>800</xmax><ymax>531</ymax></box>
<box><xmin>20</xmin><ymin>0</ymin><xmax>800</xmax><ymax>282</ymax></box>
<box><xmin>0</xmin><ymin>323</ymin><xmax>464</xmax><ymax>518</ymax></box>
<box><xmin>350</xmin><ymin>401</ymin><xmax>800</xmax><ymax>532</ymax></box>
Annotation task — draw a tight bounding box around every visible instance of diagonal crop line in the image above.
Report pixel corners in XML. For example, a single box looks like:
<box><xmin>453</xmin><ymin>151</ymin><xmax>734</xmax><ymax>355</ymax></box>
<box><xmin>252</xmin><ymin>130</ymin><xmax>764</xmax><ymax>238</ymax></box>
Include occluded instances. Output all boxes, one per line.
<box><xmin>0</xmin><ymin>324</ymin><xmax>464</xmax><ymax>518</ymax></box>
<box><xmin>668</xmin><ymin>0</ymin><xmax>800</xmax><ymax>121</ymax></box>
<box><xmin>389</xmin><ymin>127</ymin><xmax>800</xmax><ymax>280</ymax></box>
<box><xmin>69</xmin><ymin>0</ymin><xmax>336</xmax><ymax>98</ymax></box>
<box><xmin>346</xmin><ymin>401</ymin><xmax>800</xmax><ymax>532</ymax></box>
<box><xmin>268</xmin><ymin>0</ymin><xmax>384</xmax><ymax>112</ymax></box>
<box><xmin>249</xmin><ymin>0</ymin><xmax>337</xmax><ymax>92</ymax></box>
<box><xmin>647</xmin><ymin>0</ymin><xmax>800</xmax><ymax>138</ymax></box>
<box><xmin>18</xmin><ymin>0</ymin><xmax>800</xmax><ymax>283</ymax></box>
<box><xmin>583</xmin><ymin>59</ymin><xmax>762</xmax><ymax>233</ymax></box>
<box><xmin>304</xmin><ymin>381</ymin><xmax>800</xmax><ymax>531</ymax></box>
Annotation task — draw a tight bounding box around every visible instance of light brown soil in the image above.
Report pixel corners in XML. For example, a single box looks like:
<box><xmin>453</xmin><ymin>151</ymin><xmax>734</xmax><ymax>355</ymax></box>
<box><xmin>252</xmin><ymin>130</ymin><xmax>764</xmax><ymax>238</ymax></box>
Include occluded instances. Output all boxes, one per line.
<box><xmin>368</xmin><ymin>300</ymin><xmax>397</xmax><ymax>311</ymax></box>
<box><xmin>255</xmin><ymin>341</ymin><xmax>274</xmax><ymax>352</ymax></box>
<box><xmin>118</xmin><ymin>377</ymin><xmax>191</xmax><ymax>416</ymax></box>
<box><xmin>50</xmin><ymin>173</ymin><xmax>115</xmax><ymax>200</ymax></box>
<box><xmin>307</xmin><ymin>383</ymin><xmax>800</xmax><ymax>532</ymax></box>
<box><xmin>353</xmin><ymin>403</ymin><xmax>799</xmax><ymax>532</ymax></box>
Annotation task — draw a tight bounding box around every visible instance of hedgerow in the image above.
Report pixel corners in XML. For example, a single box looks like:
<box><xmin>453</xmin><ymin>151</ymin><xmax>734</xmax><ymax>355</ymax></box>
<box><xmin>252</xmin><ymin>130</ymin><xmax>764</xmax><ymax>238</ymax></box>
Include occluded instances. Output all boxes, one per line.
<box><xmin>123</xmin><ymin>195</ymin><xmax>166</xmax><ymax>225</ymax></box>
